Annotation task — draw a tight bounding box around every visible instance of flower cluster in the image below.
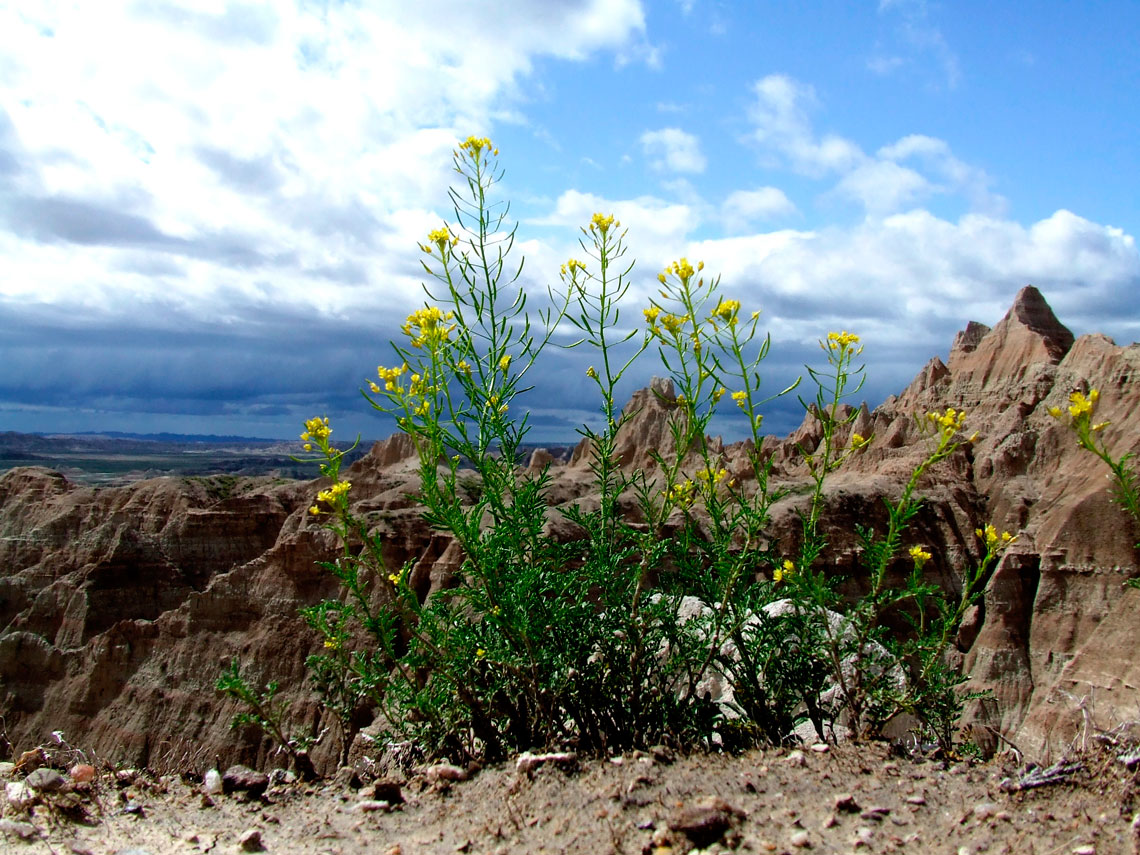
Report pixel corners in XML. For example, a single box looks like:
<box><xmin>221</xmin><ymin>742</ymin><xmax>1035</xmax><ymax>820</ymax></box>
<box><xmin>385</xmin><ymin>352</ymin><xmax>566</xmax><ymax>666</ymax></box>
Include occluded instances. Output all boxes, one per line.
<box><xmin>561</xmin><ymin>258</ymin><xmax>587</xmax><ymax>278</ymax></box>
<box><xmin>458</xmin><ymin>136</ymin><xmax>497</xmax><ymax>159</ymax></box>
<box><xmin>774</xmin><ymin>559</ymin><xmax>795</xmax><ymax>584</ymax></box>
<box><xmin>300</xmin><ymin>416</ymin><xmax>332</xmax><ymax>452</ymax></box>
<box><xmin>695</xmin><ymin>466</ymin><xmax>732</xmax><ymax>489</ymax></box>
<box><xmin>976</xmin><ymin>523</ymin><xmax>1016</xmax><ymax>552</ymax></box>
<box><xmin>710</xmin><ymin>298</ymin><xmax>740</xmax><ymax>327</ymax></box>
<box><xmin>827</xmin><ymin>331</ymin><xmax>861</xmax><ymax>353</ymax></box>
<box><xmin>402</xmin><ymin>306</ymin><xmax>457</xmax><ymax>349</ymax></box>
<box><xmin>909</xmin><ymin>545</ymin><xmax>932</xmax><ymax>569</ymax></box>
<box><xmin>850</xmin><ymin>432</ymin><xmax>870</xmax><ymax>451</ymax></box>
<box><xmin>663</xmin><ymin>480</ymin><xmax>696</xmax><ymax>509</ymax></box>
<box><xmin>421</xmin><ymin>226</ymin><xmax>458</xmax><ymax>256</ymax></box>
<box><xmin>589</xmin><ymin>213</ymin><xmax>618</xmax><ymax>237</ymax></box>
<box><xmin>925</xmin><ymin>407</ymin><xmax>968</xmax><ymax>443</ymax></box>
<box><xmin>1049</xmin><ymin>388</ymin><xmax>1109</xmax><ymax>432</ymax></box>
<box><xmin>309</xmin><ymin>479</ymin><xmax>351</xmax><ymax>516</ymax></box>
<box><xmin>657</xmin><ymin>257</ymin><xmax>702</xmax><ymax>286</ymax></box>
<box><xmin>373</xmin><ymin>363</ymin><xmax>408</xmax><ymax>393</ymax></box>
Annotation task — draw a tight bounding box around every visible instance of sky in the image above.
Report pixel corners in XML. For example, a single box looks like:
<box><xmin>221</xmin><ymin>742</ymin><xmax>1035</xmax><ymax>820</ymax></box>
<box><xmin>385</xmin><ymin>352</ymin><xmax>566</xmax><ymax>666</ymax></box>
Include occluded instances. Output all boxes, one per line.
<box><xmin>1</xmin><ymin>0</ymin><xmax>1138</xmax><ymax>443</ymax></box>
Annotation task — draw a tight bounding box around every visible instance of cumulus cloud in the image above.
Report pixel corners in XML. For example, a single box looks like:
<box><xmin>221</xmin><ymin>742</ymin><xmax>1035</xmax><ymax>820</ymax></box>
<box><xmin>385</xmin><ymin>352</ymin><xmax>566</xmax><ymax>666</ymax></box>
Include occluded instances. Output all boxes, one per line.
<box><xmin>721</xmin><ymin>187</ymin><xmax>797</xmax><ymax>232</ymax></box>
<box><xmin>640</xmin><ymin>128</ymin><xmax>707</xmax><ymax>174</ymax></box>
<box><xmin>747</xmin><ymin>75</ymin><xmax>863</xmax><ymax>176</ymax></box>
<box><xmin>746</xmin><ymin>74</ymin><xmax>1002</xmax><ymax>219</ymax></box>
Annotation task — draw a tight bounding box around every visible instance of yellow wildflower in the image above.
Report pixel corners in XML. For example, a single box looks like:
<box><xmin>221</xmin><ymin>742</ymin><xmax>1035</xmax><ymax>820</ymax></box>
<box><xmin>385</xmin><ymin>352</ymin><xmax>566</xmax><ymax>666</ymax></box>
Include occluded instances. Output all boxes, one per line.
<box><xmin>456</xmin><ymin>360</ymin><xmax>471</xmax><ymax>374</ymax></box>
<box><xmin>1068</xmin><ymin>388</ymin><xmax>1098</xmax><ymax>419</ymax></box>
<box><xmin>589</xmin><ymin>213</ymin><xmax>617</xmax><ymax>236</ymax></box>
<box><xmin>475</xmin><ymin>648</ymin><xmax>486</xmax><ymax>659</ymax></box>
<box><xmin>586</xmin><ymin>366</ymin><xmax>598</xmax><ymax>379</ymax></box>
<box><xmin>925</xmin><ymin>407</ymin><xmax>967</xmax><ymax>441</ymax></box>
<box><xmin>308</xmin><ymin>505</ymin><xmax>321</xmax><ymax>516</ymax></box>
<box><xmin>499</xmin><ymin>354</ymin><xmax>511</xmax><ymax>371</ymax></box>
<box><xmin>663</xmin><ymin>480</ymin><xmax>696</xmax><ymax>509</ymax></box>
<box><xmin>303</xmin><ymin>443</ymin><xmax>313</xmax><ymax>452</ymax></box>
<box><xmin>850</xmin><ymin>433</ymin><xmax>869</xmax><ymax>451</ymax></box>
<box><xmin>712</xmin><ymin>387</ymin><xmax>726</xmax><ymax>403</ymax></box>
<box><xmin>316</xmin><ymin>480</ymin><xmax>351</xmax><ymax>505</ymax></box>
<box><xmin>827</xmin><ymin>330</ymin><xmax>861</xmax><ymax>351</ymax></box>
<box><xmin>909</xmin><ymin>545</ymin><xmax>932</xmax><ymax>568</ymax></box>
<box><xmin>302</xmin><ymin>416</ymin><xmax>332</xmax><ymax>442</ymax></box>
<box><xmin>731</xmin><ymin>390</ymin><xmax>748</xmax><ymax>409</ymax></box>
<box><xmin>402</xmin><ymin>306</ymin><xmax>456</xmax><ymax>349</ymax></box>
<box><xmin>660</xmin><ymin>313</ymin><xmax>688</xmax><ymax>336</ymax></box>
<box><xmin>774</xmin><ymin>559</ymin><xmax>795</xmax><ymax>584</ymax></box>
<box><xmin>661</xmin><ymin>258</ymin><xmax>697</xmax><ymax>285</ymax></box>
<box><xmin>976</xmin><ymin>523</ymin><xmax>1017</xmax><ymax>552</ymax></box>
<box><xmin>561</xmin><ymin>258</ymin><xmax>586</xmax><ymax>278</ymax></box>
<box><xmin>711</xmin><ymin>298</ymin><xmax>741</xmax><ymax>326</ymax></box>
<box><xmin>459</xmin><ymin>136</ymin><xmax>496</xmax><ymax>158</ymax></box>
<box><xmin>695</xmin><ymin>467</ymin><xmax>728</xmax><ymax>485</ymax></box>
<box><xmin>426</xmin><ymin>227</ymin><xmax>456</xmax><ymax>254</ymax></box>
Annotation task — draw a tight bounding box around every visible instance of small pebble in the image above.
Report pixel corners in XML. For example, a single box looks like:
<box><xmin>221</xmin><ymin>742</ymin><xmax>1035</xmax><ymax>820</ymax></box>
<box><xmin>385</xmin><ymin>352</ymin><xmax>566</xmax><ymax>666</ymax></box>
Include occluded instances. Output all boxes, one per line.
<box><xmin>784</xmin><ymin>750</ymin><xmax>806</xmax><ymax>767</ymax></box>
<box><xmin>355</xmin><ymin>800</ymin><xmax>391</xmax><ymax>813</ymax></box>
<box><xmin>810</xmin><ymin>743</ymin><xmax>829</xmax><ymax>753</ymax></box>
<box><xmin>202</xmin><ymin>769</ymin><xmax>223</xmax><ymax>795</ymax></box>
<box><xmin>973</xmin><ymin>802</ymin><xmax>1001</xmax><ymax>821</ymax></box>
<box><xmin>238</xmin><ymin>828</ymin><xmax>263</xmax><ymax>852</ymax></box>
<box><xmin>0</xmin><ymin>819</ymin><xmax>38</xmax><ymax>841</ymax></box>
<box><xmin>425</xmin><ymin>764</ymin><xmax>467</xmax><ymax>783</ymax></box>
<box><xmin>25</xmin><ymin>767</ymin><xmax>68</xmax><ymax>793</ymax></box>
<box><xmin>70</xmin><ymin>764</ymin><xmax>96</xmax><ymax>784</ymax></box>
<box><xmin>905</xmin><ymin>795</ymin><xmax>926</xmax><ymax>806</ymax></box>
<box><xmin>1071</xmin><ymin>846</ymin><xmax>1095</xmax><ymax>855</ymax></box>
<box><xmin>835</xmin><ymin>793</ymin><xmax>861</xmax><ymax>813</ymax></box>
<box><xmin>790</xmin><ymin>830</ymin><xmax>811</xmax><ymax>848</ymax></box>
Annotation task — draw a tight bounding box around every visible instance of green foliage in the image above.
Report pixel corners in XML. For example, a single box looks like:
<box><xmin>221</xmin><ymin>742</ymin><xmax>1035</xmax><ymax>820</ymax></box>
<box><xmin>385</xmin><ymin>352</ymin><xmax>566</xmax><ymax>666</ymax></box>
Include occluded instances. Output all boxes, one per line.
<box><xmin>215</xmin><ymin>659</ymin><xmax>317</xmax><ymax>779</ymax></box>
<box><xmin>221</xmin><ymin>137</ymin><xmax>1017</xmax><ymax>766</ymax></box>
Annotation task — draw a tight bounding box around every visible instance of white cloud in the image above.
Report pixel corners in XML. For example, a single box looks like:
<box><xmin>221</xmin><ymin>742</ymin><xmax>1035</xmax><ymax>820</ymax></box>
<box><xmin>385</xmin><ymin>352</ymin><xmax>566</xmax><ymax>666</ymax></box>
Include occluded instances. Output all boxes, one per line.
<box><xmin>640</xmin><ymin>128</ymin><xmax>707</xmax><ymax>174</ymax></box>
<box><xmin>832</xmin><ymin>160</ymin><xmax>931</xmax><ymax>215</ymax></box>
<box><xmin>876</xmin><ymin>0</ymin><xmax>960</xmax><ymax>89</ymax></box>
<box><xmin>747</xmin><ymin>75</ymin><xmax>863</xmax><ymax>176</ymax></box>
<box><xmin>722</xmin><ymin>187</ymin><xmax>797</xmax><ymax>231</ymax></box>
<box><xmin>746</xmin><ymin>74</ymin><xmax>1003</xmax><ymax>219</ymax></box>
<box><xmin>0</xmin><ymin>0</ymin><xmax>651</xmax><ymax>320</ymax></box>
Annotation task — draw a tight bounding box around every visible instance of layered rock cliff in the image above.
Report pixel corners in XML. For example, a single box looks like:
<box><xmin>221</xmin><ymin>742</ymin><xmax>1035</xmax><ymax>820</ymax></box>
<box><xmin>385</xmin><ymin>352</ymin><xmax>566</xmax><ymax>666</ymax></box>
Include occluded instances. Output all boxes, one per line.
<box><xmin>0</xmin><ymin>286</ymin><xmax>1136</xmax><ymax>770</ymax></box>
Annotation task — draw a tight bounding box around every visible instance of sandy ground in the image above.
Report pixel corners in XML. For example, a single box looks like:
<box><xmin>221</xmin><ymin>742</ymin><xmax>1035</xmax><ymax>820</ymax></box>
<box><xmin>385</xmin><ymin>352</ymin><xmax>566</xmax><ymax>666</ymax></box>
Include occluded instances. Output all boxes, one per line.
<box><xmin>3</xmin><ymin>740</ymin><xmax>1139</xmax><ymax>855</ymax></box>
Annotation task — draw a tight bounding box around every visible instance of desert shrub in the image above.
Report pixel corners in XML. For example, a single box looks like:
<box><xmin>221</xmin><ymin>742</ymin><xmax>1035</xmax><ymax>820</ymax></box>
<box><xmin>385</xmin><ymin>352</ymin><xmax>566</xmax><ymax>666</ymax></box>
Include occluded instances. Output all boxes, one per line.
<box><xmin>220</xmin><ymin>138</ymin><xmax>1015</xmax><ymax>765</ymax></box>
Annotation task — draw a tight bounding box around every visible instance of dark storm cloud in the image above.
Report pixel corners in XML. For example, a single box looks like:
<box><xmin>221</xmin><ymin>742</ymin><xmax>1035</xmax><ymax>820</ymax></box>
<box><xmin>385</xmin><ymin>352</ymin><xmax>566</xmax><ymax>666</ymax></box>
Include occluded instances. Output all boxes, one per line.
<box><xmin>0</xmin><ymin>192</ymin><xmax>298</xmax><ymax>270</ymax></box>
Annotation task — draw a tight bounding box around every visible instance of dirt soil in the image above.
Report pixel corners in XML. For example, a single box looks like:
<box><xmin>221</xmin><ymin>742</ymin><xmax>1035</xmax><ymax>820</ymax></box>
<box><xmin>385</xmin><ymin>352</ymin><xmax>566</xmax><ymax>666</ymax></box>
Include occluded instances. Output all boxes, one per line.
<box><xmin>3</xmin><ymin>741</ymin><xmax>1140</xmax><ymax>855</ymax></box>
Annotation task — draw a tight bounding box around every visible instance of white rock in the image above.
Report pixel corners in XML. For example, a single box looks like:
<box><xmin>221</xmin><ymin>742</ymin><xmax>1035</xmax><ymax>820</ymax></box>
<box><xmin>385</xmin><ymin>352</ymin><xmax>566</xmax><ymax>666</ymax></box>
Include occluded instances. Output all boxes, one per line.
<box><xmin>202</xmin><ymin>769</ymin><xmax>223</xmax><ymax>795</ymax></box>
<box><xmin>5</xmin><ymin>781</ymin><xmax>34</xmax><ymax>809</ymax></box>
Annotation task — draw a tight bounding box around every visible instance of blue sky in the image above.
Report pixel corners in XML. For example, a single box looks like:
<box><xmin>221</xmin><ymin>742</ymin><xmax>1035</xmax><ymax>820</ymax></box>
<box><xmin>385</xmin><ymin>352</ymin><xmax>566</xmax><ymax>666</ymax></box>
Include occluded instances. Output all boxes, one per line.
<box><xmin>1</xmin><ymin>0</ymin><xmax>1137</xmax><ymax>442</ymax></box>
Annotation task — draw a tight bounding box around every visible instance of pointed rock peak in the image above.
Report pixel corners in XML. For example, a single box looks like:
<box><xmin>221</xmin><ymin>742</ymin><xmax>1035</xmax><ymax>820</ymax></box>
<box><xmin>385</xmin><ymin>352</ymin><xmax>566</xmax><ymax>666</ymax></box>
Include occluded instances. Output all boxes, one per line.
<box><xmin>1005</xmin><ymin>285</ymin><xmax>1074</xmax><ymax>360</ymax></box>
<box><xmin>951</xmin><ymin>321</ymin><xmax>991</xmax><ymax>358</ymax></box>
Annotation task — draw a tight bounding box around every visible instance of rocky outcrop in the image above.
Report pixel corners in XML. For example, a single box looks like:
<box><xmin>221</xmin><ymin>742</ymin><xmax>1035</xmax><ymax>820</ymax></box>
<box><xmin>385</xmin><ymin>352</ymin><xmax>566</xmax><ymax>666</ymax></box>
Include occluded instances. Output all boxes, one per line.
<box><xmin>0</xmin><ymin>285</ymin><xmax>1136</xmax><ymax>769</ymax></box>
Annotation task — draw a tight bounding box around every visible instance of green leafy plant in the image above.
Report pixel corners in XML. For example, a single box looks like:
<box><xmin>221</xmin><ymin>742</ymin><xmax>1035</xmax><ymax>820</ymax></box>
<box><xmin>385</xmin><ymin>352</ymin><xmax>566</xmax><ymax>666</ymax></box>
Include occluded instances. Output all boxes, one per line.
<box><xmin>221</xmin><ymin>137</ymin><xmax>1015</xmax><ymax>767</ymax></box>
<box><xmin>216</xmin><ymin>659</ymin><xmax>317</xmax><ymax>779</ymax></box>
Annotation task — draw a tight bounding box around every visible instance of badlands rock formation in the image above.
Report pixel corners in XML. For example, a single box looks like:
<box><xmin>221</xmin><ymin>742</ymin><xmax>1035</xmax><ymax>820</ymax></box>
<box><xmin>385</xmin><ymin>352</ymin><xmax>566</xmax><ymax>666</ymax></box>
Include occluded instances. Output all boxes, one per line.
<box><xmin>0</xmin><ymin>286</ymin><xmax>1136</xmax><ymax>771</ymax></box>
